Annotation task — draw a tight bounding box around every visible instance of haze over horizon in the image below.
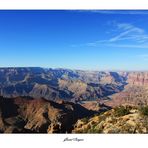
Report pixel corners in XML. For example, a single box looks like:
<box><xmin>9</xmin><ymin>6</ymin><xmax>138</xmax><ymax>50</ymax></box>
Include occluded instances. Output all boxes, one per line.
<box><xmin>0</xmin><ymin>10</ymin><xmax>148</xmax><ymax>70</ymax></box>
<box><xmin>0</xmin><ymin>66</ymin><xmax>148</xmax><ymax>72</ymax></box>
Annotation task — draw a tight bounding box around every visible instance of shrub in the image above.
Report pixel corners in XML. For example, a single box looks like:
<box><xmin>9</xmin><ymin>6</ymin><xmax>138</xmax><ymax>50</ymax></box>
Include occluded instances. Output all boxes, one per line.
<box><xmin>114</xmin><ymin>106</ymin><xmax>130</xmax><ymax>117</ymax></box>
<box><xmin>81</xmin><ymin>117</ymin><xmax>89</xmax><ymax>123</ymax></box>
<box><xmin>139</xmin><ymin>106</ymin><xmax>148</xmax><ymax>116</ymax></box>
<box><xmin>88</xmin><ymin>128</ymin><xmax>102</xmax><ymax>133</ymax></box>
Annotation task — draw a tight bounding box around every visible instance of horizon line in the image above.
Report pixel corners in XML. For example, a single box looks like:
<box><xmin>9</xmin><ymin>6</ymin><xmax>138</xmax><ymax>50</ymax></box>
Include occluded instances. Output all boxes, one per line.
<box><xmin>0</xmin><ymin>66</ymin><xmax>148</xmax><ymax>72</ymax></box>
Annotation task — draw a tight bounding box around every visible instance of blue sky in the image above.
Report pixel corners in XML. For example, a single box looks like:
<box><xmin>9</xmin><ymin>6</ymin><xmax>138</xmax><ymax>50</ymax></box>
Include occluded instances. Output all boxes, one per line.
<box><xmin>0</xmin><ymin>10</ymin><xmax>148</xmax><ymax>70</ymax></box>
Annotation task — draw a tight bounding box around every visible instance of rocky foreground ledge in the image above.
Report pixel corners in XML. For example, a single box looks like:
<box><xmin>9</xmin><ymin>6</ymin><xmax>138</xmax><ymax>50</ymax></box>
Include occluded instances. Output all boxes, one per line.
<box><xmin>73</xmin><ymin>105</ymin><xmax>148</xmax><ymax>134</ymax></box>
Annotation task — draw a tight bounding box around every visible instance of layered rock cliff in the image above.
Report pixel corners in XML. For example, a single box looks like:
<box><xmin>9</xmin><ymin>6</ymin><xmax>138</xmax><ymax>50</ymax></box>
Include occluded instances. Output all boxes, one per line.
<box><xmin>0</xmin><ymin>67</ymin><xmax>148</xmax><ymax>107</ymax></box>
<box><xmin>127</xmin><ymin>72</ymin><xmax>148</xmax><ymax>86</ymax></box>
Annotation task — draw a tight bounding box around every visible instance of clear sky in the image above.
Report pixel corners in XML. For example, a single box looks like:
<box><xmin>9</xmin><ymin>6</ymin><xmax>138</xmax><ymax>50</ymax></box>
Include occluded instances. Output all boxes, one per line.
<box><xmin>0</xmin><ymin>10</ymin><xmax>148</xmax><ymax>70</ymax></box>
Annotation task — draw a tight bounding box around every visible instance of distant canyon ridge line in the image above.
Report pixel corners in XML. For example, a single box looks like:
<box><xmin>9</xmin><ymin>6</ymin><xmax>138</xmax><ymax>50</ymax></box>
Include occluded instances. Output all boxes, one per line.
<box><xmin>0</xmin><ymin>67</ymin><xmax>148</xmax><ymax>105</ymax></box>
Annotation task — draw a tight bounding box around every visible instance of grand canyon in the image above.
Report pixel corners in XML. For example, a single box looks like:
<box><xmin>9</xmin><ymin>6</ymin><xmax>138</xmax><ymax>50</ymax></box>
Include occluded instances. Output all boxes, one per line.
<box><xmin>0</xmin><ymin>67</ymin><xmax>148</xmax><ymax>133</ymax></box>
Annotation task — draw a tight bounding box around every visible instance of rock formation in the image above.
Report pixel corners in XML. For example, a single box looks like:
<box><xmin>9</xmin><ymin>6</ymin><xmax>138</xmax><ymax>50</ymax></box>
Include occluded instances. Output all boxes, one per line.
<box><xmin>0</xmin><ymin>96</ymin><xmax>95</xmax><ymax>133</ymax></box>
<box><xmin>73</xmin><ymin>106</ymin><xmax>148</xmax><ymax>134</ymax></box>
<box><xmin>0</xmin><ymin>67</ymin><xmax>127</xmax><ymax>101</ymax></box>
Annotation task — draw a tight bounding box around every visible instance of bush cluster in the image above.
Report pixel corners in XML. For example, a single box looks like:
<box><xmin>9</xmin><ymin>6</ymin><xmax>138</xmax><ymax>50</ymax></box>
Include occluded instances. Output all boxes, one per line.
<box><xmin>139</xmin><ymin>106</ymin><xmax>148</xmax><ymax>116</ymax></box>
<box><xmin>114</xmin><ymin>106</ymin><xmax>130</xmax><ymax>117</ymax></box>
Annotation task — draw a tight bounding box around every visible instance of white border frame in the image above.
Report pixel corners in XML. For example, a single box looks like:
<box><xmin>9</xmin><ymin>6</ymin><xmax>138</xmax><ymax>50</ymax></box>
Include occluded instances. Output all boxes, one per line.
<box><xmin>0</xmin><ymin>0</ymin><xmax>148</xmax><ymax>147</ymax></box>
<box><xmin>0</xmin><ymin>0</ymin><xmax>148</xmax><ymax>9</ymax></box>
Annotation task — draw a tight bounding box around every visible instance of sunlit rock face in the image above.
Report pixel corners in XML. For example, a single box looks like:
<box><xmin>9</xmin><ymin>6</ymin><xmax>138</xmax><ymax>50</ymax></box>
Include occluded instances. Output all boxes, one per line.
<box><xmin>127</xmin><ymin>72</ymin><xmax>148</xmax><ymax>86</ymax></box>
<box><xmin>0</xmin><ymin>67</ymin><xmax>148</xmax><ymax>105</ymax></box>
<box><xmin>0</xmin><ymin>67</ymin><xmax>127</xmax><ymax>101</ymax></box>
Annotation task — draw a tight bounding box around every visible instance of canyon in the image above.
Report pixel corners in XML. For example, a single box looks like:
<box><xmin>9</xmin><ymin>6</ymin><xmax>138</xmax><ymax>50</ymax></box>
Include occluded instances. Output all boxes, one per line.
<box><xmin>0</xmin><ymin>67</ymin><xmax>148</xmax><ymax>133</ymax></box>
<box><xmin>0</xmin><ymin>67</ymin><xmax>148</xmax><ymax>105</ymax></box>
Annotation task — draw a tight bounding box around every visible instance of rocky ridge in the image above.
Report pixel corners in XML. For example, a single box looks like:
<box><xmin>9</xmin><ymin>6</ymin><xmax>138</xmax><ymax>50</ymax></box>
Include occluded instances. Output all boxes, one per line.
<box><xmin>0</xmin><ymin>96</ymin><xmax>95</xmax><ymax>133</ymax></box>
<box><xmin>0</xmin><ymin>67</ymin><xmax>127</xmax><ymax>101</ymax></box>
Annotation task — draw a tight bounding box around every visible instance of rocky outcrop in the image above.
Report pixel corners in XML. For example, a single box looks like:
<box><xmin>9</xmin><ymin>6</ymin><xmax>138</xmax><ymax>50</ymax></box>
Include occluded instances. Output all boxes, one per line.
<box><xmin>73</xmin><ymin>106</ymin><xmax>148</xmax><ymax>134</ymax></box>
<box><xmin>0</xmin><ymin>96</ymin><xmax>95</xmax><ymax>133</ymax></box>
